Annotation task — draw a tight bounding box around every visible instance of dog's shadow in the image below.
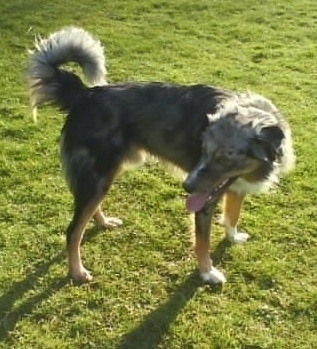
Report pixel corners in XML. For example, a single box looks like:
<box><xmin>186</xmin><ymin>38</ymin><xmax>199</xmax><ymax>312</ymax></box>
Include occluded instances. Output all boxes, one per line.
<box><xmin>210</xmin><ymin>237</ymin><xmax>232</xmax><ymax>265</ymax></box>
<box><xmin>0</xmin><ymin>225</ymin><xmax>107</xmax><ymax>341</ymax></box>
<box><xmin>0</xmin><ymin>253</ymin><xmax>68</xmax><ymax>341</ymax></box>
<box><xmin>0</xmin><ymin>226</ymin><xmax>230</xmax><ymax>346</ymax></box>
<box><xmin>116</xmin><ymin>272</ymin><xmax>200</xmax><ymax>349</ymax></box>
<box><xmin>115</xmin><ymin>238</ymin><xmax>230</xmax><ymax>349</ymax></box>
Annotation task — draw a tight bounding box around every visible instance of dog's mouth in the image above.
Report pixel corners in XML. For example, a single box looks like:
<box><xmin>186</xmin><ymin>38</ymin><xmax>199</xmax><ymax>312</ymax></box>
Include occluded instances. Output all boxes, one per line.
<box><xmin>185</xmin><ymin>178</ymin><xmax>236</xmax><ymax>213</ymax></box>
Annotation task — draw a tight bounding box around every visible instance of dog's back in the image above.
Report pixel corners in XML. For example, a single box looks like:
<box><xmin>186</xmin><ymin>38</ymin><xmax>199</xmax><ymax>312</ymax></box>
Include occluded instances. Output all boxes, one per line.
<box><xmin>68</xmin><ymin>83</ymin><xmax>233</xmax><ymax>167</ymax></box>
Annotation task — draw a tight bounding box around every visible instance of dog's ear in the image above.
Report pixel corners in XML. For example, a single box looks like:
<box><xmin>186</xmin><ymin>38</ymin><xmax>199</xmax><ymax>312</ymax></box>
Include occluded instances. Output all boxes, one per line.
<box><xmin>248</xmin><ymin>126</ymin><xmax>284</xmax><ymax>162</ymax></box>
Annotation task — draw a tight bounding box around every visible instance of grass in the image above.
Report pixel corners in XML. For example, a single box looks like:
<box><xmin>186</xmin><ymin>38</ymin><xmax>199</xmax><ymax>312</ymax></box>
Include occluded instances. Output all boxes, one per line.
<box><xmin>0</xmin><ymin>0</ymin><xmax>316</xmax><ymax>348</ymax></box>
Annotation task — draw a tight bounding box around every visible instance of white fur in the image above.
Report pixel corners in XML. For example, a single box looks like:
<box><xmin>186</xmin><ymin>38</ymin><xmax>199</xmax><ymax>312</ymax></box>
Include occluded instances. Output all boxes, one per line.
<box><xmin>222</xmin><ymin>218</ymin><xmax>250</xmax><ymax>244</ymax></box>
<box><xmin>70</xmin><ymin>264</ymin><xmax>93</xmax><ymax>283</ymax></box>
<box><xmin>28</xmin><ymin>27</ymin><xmax>107</xmax><ymax>112</ymax></box>
<box><xmin>229</xmin><ymin>175</ymin><xmax>278</xmax><ymax>196</ymax></box>
<box><xmin>33</xmin><ymin>27</ymin><xmax>106</xmax><ymax>85</ymax></box>
<box><xmin>201</xmin><ymin>267</ymin><xmax>227</xmax><ymax>284</ymax></box>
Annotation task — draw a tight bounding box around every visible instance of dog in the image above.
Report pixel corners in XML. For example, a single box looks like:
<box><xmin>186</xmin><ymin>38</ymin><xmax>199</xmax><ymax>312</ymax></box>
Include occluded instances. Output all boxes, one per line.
<box><xmin>27</xmin><ymin>27</ymin><xmax>295</xmax><ymax>284</ymax></box>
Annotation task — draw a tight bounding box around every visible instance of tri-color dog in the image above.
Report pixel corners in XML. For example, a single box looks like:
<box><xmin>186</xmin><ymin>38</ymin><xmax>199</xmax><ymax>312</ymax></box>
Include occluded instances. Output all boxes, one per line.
<box><xmin>27</xmin><ymin>27</ymin><xmax>294</xmax><ymax>284</ymax></box>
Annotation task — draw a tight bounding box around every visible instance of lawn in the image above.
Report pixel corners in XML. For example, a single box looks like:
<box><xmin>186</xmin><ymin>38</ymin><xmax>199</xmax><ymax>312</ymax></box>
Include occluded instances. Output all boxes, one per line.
<box><xmin>0</xmin><ymin>0</ymin><xmax>316</xmax><ymax>348</ymax></box>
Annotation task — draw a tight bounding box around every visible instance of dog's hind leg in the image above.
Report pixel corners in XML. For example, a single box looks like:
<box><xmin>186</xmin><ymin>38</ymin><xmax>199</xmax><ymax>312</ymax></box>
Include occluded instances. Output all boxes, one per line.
<box><xmin>66</xmin><ymin>171</ymin><xmax>118</xmax><ymax>283</ymax></box>
<box><xmin>93</xmin><ymin>205</ymin><xmax>123</xmax><ymax>228</ymax></box>
<box><xmin>67</xmin><ymin>197</ymin><xmax>103</xmax><ymax>283</ymax></box>
<box><xmin>222</xmin><ymin>190</ymin><xmax>250</xmax><ymax>244</ymax></box>
<box><xmin>194</xmin><ymin>203</ymin><xmax>227</xmax><ymax>284</ymax></box>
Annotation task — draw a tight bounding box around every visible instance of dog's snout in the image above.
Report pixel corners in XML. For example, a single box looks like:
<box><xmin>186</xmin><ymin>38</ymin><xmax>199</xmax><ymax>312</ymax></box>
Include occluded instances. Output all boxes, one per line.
<box><xmin>182</xmin><ymin>178</ymin><xmax>195</xmax><ymax>193</ymax></box>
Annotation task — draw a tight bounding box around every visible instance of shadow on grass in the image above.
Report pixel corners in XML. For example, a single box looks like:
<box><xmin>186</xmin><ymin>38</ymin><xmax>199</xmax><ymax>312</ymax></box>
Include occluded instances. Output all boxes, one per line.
<box><xmin>116</xmin><ymin>238</ymin><xmax>230</xmax><ymax>349</ymax></box>
<box><xmin>116</xmin><ymin>272</ymin><xmax>200</xmax><ymax>349</ymax></box>
<box><xmin>211</xmin><ymin>238</ymin><xmax>232</xmax><ymax>265</ymax></box>
<box><xmin>0</xmin><ymin>225</ymin><xmax>109</xmax><ymax>341</ymax></box>
<box><xmin>0</xmin><ymin>226</ymin><xmax>232</xmax><ymax>346</ymax></box>
<box><xmin>0</xmin><ymin>252</ymin><xmax>68</xmax><ymax>341</ymax></box>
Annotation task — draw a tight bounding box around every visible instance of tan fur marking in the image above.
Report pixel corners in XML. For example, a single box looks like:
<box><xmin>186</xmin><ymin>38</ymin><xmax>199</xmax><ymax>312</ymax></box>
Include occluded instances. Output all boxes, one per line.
<box><xmin>68</xmin><ymin>199</ymin><xmax>101</xmax><ymax>280</ymax></box>
<box><xmin>194</xmin><ymin>232</ymin><xmax>212</xmax><ymax>274</ymax></box>
<box><xmin>222</xmin><ymin>190</ymin><xmax>245</xmax><ymax>228</ymax></box>
<box><xmin>240</xmin><ymin>160</ymin><xmax>263</xmax><ymax>182</ymax></box>
<box><xmin>93</xmin><ymin>205</ymin><xmax>105</xmax><ymax>226</ymax></box>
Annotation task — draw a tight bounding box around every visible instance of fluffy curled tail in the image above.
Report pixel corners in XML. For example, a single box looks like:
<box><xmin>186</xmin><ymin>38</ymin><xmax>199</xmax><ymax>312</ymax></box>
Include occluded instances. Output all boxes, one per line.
<box><xmin>27</xmin><ymin>27</ymin><xmax>107</xmax><ymax>120</ymax></box>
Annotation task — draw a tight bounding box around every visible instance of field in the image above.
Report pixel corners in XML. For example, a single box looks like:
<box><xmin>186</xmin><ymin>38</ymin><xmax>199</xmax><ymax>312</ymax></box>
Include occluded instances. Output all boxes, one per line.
<box><xmin>0</xmin><ymin>0</ymin><xmax>316</xmax><ymax>348</ymax></box>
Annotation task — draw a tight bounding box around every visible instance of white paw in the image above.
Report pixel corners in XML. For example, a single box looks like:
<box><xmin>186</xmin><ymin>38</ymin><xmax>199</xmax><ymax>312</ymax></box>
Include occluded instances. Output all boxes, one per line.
<box><xmin>102</xmin><ymin>217</ymin><xmax>123</xmax><ymax>228</ymax></box>
<box><xmin>227</xmin><ymin>231</ymin><xmax>250</xmax><ymax>244</ymax></box>
<box><xmin>201</xmin><ymin>267</ymin><xmax>227</xmax><ymax>284</ymax></box>
<box><xmin>70</xmin><ymin>266</ymin><xmax>93</xmax><ymax>284</ymax></box>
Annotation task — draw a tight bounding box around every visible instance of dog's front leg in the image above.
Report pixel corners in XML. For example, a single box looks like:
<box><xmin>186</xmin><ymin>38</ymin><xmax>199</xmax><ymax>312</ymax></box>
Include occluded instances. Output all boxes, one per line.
<box><xmin>194</xmin><ymin>203</ymin><xmax>227</xmax><ymax>284</ymax></box>
<box><xmin>222</xmin><ymin>190</ymin><xmax>250</xmax><ymax>244</ymax></box>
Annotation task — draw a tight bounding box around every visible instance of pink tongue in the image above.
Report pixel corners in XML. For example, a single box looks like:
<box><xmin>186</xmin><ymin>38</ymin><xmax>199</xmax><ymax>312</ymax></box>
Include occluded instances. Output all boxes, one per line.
<box><xmin>185</xmin><ymin>193</ymin><xmax>210</xmax><ymax>212</ymax></box>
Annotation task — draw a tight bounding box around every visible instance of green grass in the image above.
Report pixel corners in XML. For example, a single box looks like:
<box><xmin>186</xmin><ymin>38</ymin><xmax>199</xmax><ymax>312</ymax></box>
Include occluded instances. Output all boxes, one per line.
<box><xmin>0</xmin><ymin>0</ymin><xmax>317</xmax><ymax>348</ymax></box>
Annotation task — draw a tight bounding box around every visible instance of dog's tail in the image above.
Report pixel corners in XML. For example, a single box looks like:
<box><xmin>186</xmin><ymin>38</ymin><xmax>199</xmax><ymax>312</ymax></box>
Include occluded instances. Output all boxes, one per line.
<box><xmin>27</xmin><ymin>27</ymin><xmax>107</xmax><ymax>120</ymax></box>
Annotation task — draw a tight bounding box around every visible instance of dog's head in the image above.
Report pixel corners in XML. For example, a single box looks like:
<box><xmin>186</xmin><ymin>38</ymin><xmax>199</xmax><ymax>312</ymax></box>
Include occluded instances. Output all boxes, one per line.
<box><xmin>183</xmin><ymin>102</ymin><xmax>285</xmax><ymax>212</ymax></box>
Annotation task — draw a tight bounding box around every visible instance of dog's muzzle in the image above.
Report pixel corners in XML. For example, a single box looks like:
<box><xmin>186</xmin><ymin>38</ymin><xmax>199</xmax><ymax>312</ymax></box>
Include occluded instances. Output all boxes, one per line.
<box><xmin>183</xmin><ymin>177</ymin><xmax>237</xmax><ymax>212</ymax></box>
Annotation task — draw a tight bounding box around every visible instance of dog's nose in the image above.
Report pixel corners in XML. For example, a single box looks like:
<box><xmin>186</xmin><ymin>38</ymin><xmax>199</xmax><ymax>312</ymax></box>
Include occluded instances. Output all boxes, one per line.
<box><xmin>182</xmin><ymin>179</ymin><xmax>195</xmax><ymax>193</ymax></box>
